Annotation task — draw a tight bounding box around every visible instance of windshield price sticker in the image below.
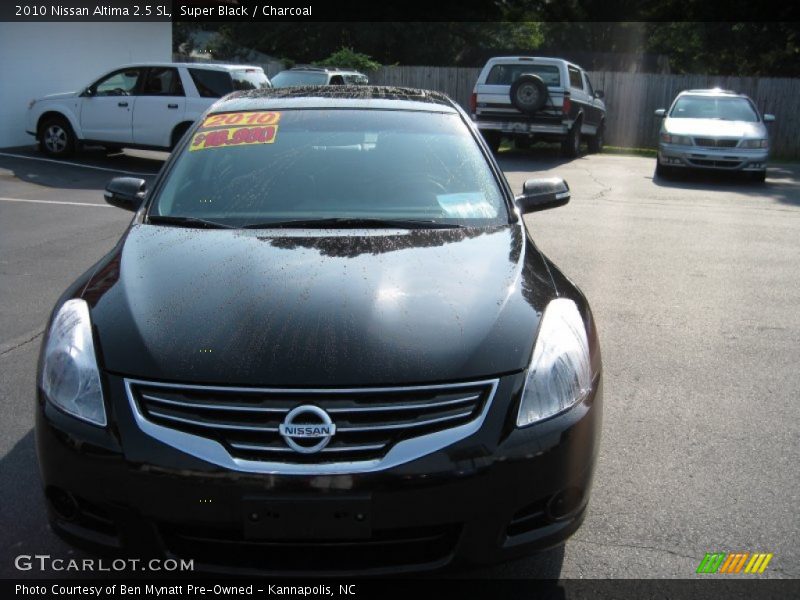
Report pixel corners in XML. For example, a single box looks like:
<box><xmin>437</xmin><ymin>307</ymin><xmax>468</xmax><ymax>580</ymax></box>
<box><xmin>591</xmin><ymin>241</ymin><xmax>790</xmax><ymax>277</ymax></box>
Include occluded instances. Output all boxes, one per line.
<box><xmin>190</xmin><ymin>125</ymin><xmax>278</xmax><ymax>151</ymax></box>
<box><xmin>201</xmin><ymin>111</ymin><xmax>281</xmax><ymax>128</ymax></box>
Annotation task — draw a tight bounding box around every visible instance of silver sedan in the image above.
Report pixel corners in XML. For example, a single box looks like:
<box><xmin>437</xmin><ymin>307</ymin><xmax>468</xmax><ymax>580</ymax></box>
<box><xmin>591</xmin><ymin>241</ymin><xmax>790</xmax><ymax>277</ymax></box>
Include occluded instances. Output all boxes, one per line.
<box><xmin>654</xmin><ymin>89</ymin><xmax>774</xmax><ymax>182</ymax></box>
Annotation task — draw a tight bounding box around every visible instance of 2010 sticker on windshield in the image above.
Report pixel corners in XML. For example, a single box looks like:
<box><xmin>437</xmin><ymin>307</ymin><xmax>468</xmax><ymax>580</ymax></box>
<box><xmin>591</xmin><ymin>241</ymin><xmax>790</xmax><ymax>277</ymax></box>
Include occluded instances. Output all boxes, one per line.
<box><xmin>190</xmin><ymin>112</ymin><xmax>281</xmax><ymax>151</ymax></box>
<box><xmin>201</xmin><ymin>111</ymin><xmax>281</xmax><ymax>128</ymax></box>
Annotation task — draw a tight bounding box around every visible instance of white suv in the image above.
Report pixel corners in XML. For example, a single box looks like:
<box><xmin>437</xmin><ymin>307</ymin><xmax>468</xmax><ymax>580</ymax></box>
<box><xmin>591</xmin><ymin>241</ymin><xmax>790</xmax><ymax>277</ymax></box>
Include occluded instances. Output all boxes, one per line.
<box><xmin>25</xmin><ymin>63</ymin><xmax>271</xmax><ymax>157</ymax></box>
<box><xmin>471</xmin><ymin>56</ymin><xmax>606</xmax><ymax>157</ymax></box>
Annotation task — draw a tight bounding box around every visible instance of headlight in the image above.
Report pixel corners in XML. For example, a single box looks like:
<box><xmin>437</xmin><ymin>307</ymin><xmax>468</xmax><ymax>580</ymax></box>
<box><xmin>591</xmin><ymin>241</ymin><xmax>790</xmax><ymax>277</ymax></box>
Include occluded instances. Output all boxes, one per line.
<box><xmin>41</xmin><ymin>299</ymin><xmax>106</xmax><ymax>426</ymax></box>
<box><xmin>742</xmin><ymin>138</ymin><xmax>768</xmax><ymax>149</ymax></box>
<box><xmin>517</xmin><ymin>298</ymin><xmax>592</xmax><ymax>427</ymax></box>
<box><xmin>660</xmin><ymin>133</ymin><xmax>692</xmax><ymax>145</ymax></box>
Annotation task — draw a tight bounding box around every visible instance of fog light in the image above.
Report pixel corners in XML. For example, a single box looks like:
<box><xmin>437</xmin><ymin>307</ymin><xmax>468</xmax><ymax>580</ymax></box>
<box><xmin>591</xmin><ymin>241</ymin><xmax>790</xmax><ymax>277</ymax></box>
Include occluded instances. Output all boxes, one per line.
<box><xmin>546</xmin><ymin>486</ymin><xmax>585</xmax><ymax>521</ymax></box>
<box><xmin>46</xmin><ymin>486</ymin><xmax>79</xmax><ymax>521</ymax></box>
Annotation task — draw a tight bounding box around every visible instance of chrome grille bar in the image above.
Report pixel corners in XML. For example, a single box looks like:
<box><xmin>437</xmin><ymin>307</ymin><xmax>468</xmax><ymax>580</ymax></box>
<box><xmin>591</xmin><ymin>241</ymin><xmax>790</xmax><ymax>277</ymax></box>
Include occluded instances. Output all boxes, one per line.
<box><xmin>336</xmin><ymin>409</ymin><xmax>475</xmax><ymax>432</ymax></box>
<box><xmin>326</xmin><ymin>394</ymin><xmax>481</xmax><ymax>413</ymax></box>
<box><xmin>230</xmin><ymin>441</ymin><xmax>388</xmax><ymax>454</ymax></box>
<box><xmin>141</xmin><ymin>393</ymin><xmax>288</xmax><ymax>413</ymax></box>
<box><xmin>147</xmin><ymin>410</ymin><xmax>280</xmax><ymax>432</ymax></box>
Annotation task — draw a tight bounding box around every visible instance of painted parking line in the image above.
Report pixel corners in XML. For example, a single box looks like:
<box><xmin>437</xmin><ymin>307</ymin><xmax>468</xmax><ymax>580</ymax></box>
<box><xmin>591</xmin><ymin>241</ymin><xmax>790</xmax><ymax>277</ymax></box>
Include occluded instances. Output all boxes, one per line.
<box><xmin>0</xmin><ymin>151</ymin><xmax>158</xmax><ymax>177</ymax></box>
<box><xmin>0</xmin><ymin>196</ymin><xmax>110</xmax><ymax>208</ymax></box>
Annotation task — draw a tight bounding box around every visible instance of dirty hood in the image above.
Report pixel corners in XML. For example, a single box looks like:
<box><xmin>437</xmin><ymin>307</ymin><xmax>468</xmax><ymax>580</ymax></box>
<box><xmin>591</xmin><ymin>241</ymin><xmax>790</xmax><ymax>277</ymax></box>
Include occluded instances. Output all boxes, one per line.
<box><xmin>85</xmin><ymin>224</ymin><xmax>553</xmax><ymax>386</ymax></box>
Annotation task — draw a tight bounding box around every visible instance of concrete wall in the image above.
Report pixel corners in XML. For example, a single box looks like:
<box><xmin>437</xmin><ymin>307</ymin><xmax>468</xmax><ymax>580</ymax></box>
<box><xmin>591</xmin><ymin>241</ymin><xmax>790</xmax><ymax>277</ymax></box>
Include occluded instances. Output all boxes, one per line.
<box><xmin>0</xmin><ymin>22</ymin><xmax>172</xmax><ymax>148</ymax></box>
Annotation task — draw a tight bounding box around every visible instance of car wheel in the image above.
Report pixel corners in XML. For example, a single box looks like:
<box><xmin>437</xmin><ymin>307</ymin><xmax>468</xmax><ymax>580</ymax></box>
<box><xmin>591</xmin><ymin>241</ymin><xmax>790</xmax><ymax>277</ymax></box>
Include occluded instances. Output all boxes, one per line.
<box><xmin>509</xmin><ymin>74</ymin><xmax>548</xmax><ymax>114</ymax></box>
<box><xmin>481</xmin><ymin>131</ymin><xmax>502</xmax><ymax>153</ymax></box>
<box><xmin>655</xmin><ymin>160</ymin><xmax>673</xmax><ymax>179</ymax></box>
<box><xmin>561</xmin><ymin>120</ymin><xmax>581</xmax><ymax>158</ymax></box>
<box><xmin>587</xmin><ymin>122</ymin><xmax>604</xmax><ymax>153</ymax></box>
<box><xmin>39</xmin><ymin>116</ymin><xmax>76</xmax><ymax>158</ymax></box>
<box><xmin>171</xmin><ymin>122</ymin><xmax>192</xmax><ymax>150</ymax></box>
<box><xmin>750</xmin><ymin>169</ymin><xmax>767</xmax><ymax>183</ymax></box>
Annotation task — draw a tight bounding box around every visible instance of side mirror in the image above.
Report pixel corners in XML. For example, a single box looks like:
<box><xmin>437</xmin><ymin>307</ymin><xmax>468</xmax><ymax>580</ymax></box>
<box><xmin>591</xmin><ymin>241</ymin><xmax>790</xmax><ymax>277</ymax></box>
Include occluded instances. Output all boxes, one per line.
<box><xmin>654</xmin><ymin>108</ymin><xmax>666</xmax><ymax>118</ymax></box>
<box><xmin>83</xmin><ymin>87</ymin><xmax>94</xmax><ymax>97</ymax></box>
<box><xmin>594</xmin><ymin>90</ymin><xmax>604</xmax><ymax>99</ymax></box>
<box><xmin>104</xmin><ymin>177</ymin><xmax>146</xmax><ymax>211</ymax></box>
<box><xmin>515</xmin><ymin>178</ymin><xmax>570</xmax><ymax>214</ymax></box>
<box><xmin>764</xmin><ymin>114</ymin><xmax>775</xmax><ymax>123</ymax></box>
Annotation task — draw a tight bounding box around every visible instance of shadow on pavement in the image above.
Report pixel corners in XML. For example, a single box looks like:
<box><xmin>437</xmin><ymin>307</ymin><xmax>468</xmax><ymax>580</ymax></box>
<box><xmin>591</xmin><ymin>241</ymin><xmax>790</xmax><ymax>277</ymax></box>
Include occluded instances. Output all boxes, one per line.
<box><xmin>651</xmin><ymin>163</ymin><xmax>800</xmax><ymax>207</ymax></box>
<box><xmin>0</xmin><ymin>429</ymin><xmax>78</xmax><ymax>578</ymax></box>
<box><xmin>0</xmin><ymin>145</ymin><xmax>166</xmax><ymax>192</ymax></box>
<box><xmin>495</xmin><ymin>145</ymin><xmax>584</xmax><ymax>182</ymax></box>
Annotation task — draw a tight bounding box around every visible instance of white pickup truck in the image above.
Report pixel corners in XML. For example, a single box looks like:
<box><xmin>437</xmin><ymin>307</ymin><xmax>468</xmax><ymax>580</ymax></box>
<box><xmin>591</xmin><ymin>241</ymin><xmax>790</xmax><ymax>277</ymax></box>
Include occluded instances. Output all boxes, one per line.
<box><xmin>25</xmin><ymin>62</ymin><xmax>271</xmax><ymax>157</ymax></box>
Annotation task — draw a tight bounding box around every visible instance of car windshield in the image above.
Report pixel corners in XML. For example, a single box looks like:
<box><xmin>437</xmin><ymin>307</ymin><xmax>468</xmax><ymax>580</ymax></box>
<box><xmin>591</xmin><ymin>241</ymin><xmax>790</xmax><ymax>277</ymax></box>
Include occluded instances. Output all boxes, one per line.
<box><xmin>271</xmin><ymin>71</ymin><xmax>329</xmax><ymax>87</ymax></box>
<box><xmin>230</xmin><ymin>69</ymin><xmax>271</xmax><ymax>91</ymax></box>
<box><xmin>150</xmin><ymin>109</ymin><xmax>508</xmax><ymax>228</ymax></box>
<box><xmin>670</xmin><ymin>96</ymin><xmax>759</xmax><ymax>122</ymax></box>
<box><xmin>486</xmin><ymin>64</ymin><xmax>561</xmax><ymax>87</ymax></box>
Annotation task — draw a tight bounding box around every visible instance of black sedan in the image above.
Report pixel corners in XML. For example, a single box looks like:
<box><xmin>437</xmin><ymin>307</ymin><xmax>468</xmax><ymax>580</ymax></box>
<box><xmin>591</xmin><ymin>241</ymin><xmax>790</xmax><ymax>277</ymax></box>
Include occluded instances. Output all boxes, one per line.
<box><xmin>36</xmin><ymin>86</ymin><xmax>602</xmax><ymax>574</ymax></box>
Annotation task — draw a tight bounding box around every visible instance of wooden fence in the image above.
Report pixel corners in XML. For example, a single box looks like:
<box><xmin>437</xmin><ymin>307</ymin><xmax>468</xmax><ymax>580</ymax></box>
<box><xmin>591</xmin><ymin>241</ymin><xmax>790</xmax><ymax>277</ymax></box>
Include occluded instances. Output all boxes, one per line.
<box><xmin>368</xmin><ymin>66</ymin><xmax>800</xmax><ymax>159</ymax></box>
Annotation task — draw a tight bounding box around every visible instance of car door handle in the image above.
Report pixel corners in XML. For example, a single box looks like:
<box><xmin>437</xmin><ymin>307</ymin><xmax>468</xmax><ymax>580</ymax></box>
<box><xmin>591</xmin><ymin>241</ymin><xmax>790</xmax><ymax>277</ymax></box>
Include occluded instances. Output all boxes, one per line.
<box><xmin>167</xmin><ymin>104</ymin><xmax>179</xmax><ymax>109</ymax></box>
<box><xmin>118</xmin><ymin>102</ymin><xmax>128</xmax><ymax>107</ymax></box>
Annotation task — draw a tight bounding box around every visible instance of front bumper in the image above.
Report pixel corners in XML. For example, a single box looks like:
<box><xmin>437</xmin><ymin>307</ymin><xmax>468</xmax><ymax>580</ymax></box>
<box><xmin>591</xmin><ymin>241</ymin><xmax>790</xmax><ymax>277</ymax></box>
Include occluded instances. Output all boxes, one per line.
<box><xmin>658</xmin><ymin>143</ymin><xmax>768</xmax><ymax>171</ymax></box>
<box><xmin>36</xmin><ymin>372</ymin><xmax>602</xmax><ymax>575</ymax></box>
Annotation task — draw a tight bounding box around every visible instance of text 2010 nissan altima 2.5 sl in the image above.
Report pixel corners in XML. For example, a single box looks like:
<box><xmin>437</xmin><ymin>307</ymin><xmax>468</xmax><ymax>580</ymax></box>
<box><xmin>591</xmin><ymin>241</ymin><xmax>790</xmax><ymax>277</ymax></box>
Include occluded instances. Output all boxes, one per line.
<box><xmin>36</xmin><ymin>86</ymin><xmax>602</xmax><ymax>574</ymax></box>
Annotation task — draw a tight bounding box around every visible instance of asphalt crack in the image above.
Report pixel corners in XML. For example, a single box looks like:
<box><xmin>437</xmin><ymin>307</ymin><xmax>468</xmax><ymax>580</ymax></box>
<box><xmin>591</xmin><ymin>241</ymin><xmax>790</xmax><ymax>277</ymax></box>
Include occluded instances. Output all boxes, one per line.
<box><xmin>577</xmin><ymin>159</ymin><xmax>613</xmax><ymax>201</ymax></box>
<box><xmin>571</xmin><ymin>537</ymin><xmax>700</xmax><ymax>562</ymax></box>
<box><xmin>0</xmin><ymin>330</ymin><xmax>43</xmax><ymax>357</ymax></box>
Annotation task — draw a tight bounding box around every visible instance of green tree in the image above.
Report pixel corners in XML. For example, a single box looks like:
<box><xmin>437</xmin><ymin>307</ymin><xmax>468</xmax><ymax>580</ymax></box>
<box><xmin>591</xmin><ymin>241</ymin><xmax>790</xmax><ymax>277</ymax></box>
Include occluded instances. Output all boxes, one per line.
<box><xmin>315</xmin><ymin>47</ymin><xmax>381</xmax><ymax>71</ymax></box>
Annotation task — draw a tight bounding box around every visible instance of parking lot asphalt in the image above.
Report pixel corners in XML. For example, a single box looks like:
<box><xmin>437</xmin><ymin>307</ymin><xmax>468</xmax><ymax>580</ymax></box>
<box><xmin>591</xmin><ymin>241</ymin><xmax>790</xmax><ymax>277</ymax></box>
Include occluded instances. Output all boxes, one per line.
<box><xmin>1</xmin><ymin>145</ymin><xmax>798</xmax><ymax>578</ymax></box>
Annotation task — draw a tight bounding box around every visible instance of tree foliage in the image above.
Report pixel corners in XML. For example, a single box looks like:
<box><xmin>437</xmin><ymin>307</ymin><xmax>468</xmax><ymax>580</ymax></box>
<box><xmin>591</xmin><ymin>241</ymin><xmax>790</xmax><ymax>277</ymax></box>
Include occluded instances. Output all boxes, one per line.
<box><xmin>315</xmin><ymin>47</ymin><xmax>381</xmax><ymax>72</ymax></box>
<box><xmin>176</xmin><ymin>19</ymin><xmax>800</xmax><ymax>77</ymax></box>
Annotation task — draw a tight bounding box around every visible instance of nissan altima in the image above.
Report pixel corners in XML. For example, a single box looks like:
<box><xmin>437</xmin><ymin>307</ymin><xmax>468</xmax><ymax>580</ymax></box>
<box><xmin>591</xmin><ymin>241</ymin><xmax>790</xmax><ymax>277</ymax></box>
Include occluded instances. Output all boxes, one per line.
<box><xmin>36</xmin><ymin>86</ymin><xmax>602</xmax><ymax>574</ymax></box>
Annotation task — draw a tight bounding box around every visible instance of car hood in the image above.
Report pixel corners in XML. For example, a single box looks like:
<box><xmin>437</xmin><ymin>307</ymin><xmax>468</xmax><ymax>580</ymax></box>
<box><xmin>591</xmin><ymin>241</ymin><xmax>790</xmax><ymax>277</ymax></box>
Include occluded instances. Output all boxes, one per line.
<box><xmin>37</xmin><ymin>91</ymin><xmax>78</xmax><ymax>102</ymax></box>
<box><xmin>664</xmin><ymin>117</ymin><xmax>766</xmax><ymax>138</ymax></box>
<box><xmin>84</xmin><ymin>224</ymin><xmax>554</xmax><ymax>386</ymax></box>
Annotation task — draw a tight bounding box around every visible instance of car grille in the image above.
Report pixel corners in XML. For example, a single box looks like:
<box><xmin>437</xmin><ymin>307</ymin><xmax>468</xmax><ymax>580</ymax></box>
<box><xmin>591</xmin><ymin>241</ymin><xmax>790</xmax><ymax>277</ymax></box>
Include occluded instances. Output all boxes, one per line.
<box><xmin>126</xmin><ymin>378</ymin><xmax>498</xmax><ymax>471</ymax></box>
<box><xmin>688</xmin><ymin>158</ymin><xmax>743</xmax><ymax>168</ymax></box>
<box><xmin>693</xmin><ymin>137</ymin><xmax>739</xmax><ymax>148</ymax></box>
<box><xmin>159</xmin><ymin>522</ymin><xmax>460</xmax><ymax>573</ymax></box>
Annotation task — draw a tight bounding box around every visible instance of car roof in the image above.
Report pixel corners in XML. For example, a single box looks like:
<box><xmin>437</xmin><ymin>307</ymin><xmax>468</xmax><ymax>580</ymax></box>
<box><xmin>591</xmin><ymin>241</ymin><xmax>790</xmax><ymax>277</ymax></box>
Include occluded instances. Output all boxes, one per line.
<box><xmin>116</xmin><ymin>62</ymin><xmax>264</xmax><ymax>72</ymax></box>
<box><xmin>210</xmin><ymin>86</ymin><xmax>459</xmax><ymax>113</ymax></box>
<box><xmin>288</xmin><ymin>65</ymin><xmax>366</xmax><ymax>75</ymax></box>
<box><xmin>484</xmin><ymin>56</ymin><xmax>581</xmax><ymax>69</ymax></box>
<box><xmin>678</xmin><ymin>88</ymin><xmax>745</xmax><ymax>98</ymax></box>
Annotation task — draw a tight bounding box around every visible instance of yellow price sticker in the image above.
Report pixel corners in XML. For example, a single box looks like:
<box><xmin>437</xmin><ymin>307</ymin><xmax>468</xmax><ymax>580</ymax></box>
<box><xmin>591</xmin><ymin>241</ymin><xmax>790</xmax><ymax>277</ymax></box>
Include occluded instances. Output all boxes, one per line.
<box><xmin>189</xmin><ymin>125</ymin><xmax>278</xmax><ymax>151</ymax></box>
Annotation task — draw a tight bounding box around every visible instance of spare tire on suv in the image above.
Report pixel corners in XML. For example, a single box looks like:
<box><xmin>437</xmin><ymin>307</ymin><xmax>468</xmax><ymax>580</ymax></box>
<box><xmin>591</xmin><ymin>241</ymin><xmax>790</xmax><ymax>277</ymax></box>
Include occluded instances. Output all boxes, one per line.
<box><xmin>509</xmin><ymin>74</ymin><xmax>548</xmax><ymax>114</ymax></box>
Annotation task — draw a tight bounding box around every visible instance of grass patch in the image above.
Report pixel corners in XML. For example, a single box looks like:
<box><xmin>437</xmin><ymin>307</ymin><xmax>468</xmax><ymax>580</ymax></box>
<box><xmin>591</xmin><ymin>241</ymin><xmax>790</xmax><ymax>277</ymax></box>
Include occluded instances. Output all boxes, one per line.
<box><xmin>495</xmin><ymin>138</ymin><xmax>659</xmax><ymax>158</ymax></box>
<box><xmin>498</xmin><ymin>139</ymin><xmax>514</xmax><ymax>152</ymax></box>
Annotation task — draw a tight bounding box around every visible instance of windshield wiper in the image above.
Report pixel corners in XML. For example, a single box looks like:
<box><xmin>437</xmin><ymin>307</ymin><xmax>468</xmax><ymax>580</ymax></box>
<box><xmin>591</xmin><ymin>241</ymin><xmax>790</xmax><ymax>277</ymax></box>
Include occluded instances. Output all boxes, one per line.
<box><xmin>241</xmin><ymin>217</ymin><xmax>463</xmax><ymax>230</ymax></box>
<box><xmin>147</xmin><ymin>215</ymin><xmax>234</xmax><ymax>229</ymax></box>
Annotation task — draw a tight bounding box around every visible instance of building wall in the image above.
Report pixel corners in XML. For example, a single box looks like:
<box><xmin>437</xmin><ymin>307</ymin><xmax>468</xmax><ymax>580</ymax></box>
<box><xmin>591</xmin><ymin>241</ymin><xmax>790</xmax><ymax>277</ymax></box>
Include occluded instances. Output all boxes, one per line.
<box><xmin>0</xmin><ymin>22</ymin><xmax>172</xmax><ymax>148</ymax></box>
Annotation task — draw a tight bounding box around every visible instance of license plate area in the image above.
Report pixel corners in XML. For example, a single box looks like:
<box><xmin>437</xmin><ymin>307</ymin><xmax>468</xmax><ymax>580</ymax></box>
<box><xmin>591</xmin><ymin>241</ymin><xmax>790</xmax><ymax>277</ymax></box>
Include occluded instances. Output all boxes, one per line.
<box><xmin>242</xmin><ymin>495</ymin><xmax>372</xmax><ymax>540</ymax></box>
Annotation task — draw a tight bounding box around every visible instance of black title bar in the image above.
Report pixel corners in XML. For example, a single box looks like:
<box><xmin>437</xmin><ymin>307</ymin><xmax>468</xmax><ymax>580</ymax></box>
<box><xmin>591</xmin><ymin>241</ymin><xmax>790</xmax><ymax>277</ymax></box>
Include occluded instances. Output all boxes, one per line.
<box><xmin>1</xmin><ymin>1</ymin><xmax>799</xmax><ymax>22</ymax></box>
